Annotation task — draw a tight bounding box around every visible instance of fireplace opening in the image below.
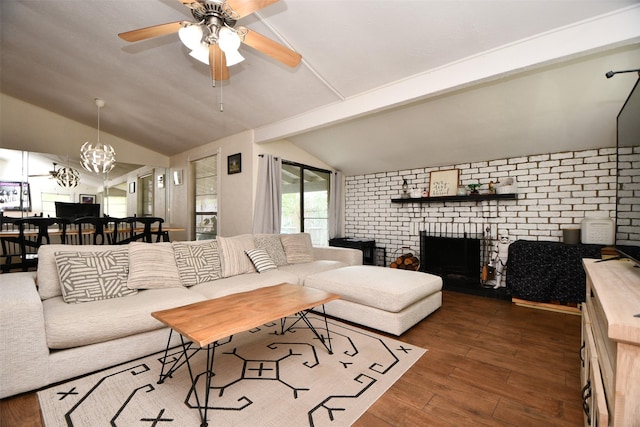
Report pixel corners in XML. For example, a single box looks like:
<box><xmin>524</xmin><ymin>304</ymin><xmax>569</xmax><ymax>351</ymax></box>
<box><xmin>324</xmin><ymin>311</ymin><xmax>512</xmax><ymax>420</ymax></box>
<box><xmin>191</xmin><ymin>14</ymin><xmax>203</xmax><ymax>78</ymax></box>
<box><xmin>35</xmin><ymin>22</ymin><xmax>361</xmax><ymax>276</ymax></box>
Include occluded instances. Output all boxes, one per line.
<box><xmin>419</xmin><ymin>224</ymin><xmax>510</xmax><ymax>300</ymax></box>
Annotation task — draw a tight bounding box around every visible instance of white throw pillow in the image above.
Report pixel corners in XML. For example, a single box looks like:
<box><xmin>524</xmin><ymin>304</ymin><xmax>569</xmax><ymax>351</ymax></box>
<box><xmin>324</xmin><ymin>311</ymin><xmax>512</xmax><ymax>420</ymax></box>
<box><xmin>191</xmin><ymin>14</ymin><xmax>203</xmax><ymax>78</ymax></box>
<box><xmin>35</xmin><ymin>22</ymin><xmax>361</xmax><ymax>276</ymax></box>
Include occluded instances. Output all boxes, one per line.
<box><xmin>172</xmin><ymin>240</ymin><xmax>222</xmax><ymax>286</ymax></box>
<box><xmin>280</xmin><ymin>233</ymin><xmax>315</xmax><ymax>264</ymax></box>
<box><xmin>217</xmin><ymin>234</ymin><xmax>257</xmax><ymax>277</ymax></box>
<box><xmin>127</xmin><ymin>242</ymin><xmax>182</xmax><ymax>289</ymax></box>
<box><xmin>245</xmin><ymin>249</ymin><xmax>278</xmax><ymax>273</ymax></box>
<box><xmin>55</xmin><ymin>249</ymin><xmax>137</xmax><ymax>303</ymax></box>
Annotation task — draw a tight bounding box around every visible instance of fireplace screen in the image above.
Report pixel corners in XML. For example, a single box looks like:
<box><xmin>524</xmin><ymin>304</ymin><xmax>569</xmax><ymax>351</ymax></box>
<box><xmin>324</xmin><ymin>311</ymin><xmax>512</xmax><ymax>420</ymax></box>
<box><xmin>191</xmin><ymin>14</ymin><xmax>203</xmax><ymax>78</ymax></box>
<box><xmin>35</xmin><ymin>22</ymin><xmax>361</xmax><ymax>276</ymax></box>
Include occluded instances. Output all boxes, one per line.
<box><xmin>419</xmin><ymin>224</ymin><xmax>488</xmax><ymax>289</ymax></box>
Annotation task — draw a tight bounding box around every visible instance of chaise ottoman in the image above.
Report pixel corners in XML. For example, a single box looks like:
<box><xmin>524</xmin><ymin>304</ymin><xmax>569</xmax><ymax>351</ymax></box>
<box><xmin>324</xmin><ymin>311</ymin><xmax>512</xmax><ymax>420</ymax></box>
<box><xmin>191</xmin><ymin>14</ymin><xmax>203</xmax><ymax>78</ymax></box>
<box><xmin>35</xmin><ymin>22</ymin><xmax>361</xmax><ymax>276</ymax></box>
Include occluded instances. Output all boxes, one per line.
<box><xmin>304</xmin><ymin>265</ymin><xmax>442</xmax><ymax>335</ymax></box>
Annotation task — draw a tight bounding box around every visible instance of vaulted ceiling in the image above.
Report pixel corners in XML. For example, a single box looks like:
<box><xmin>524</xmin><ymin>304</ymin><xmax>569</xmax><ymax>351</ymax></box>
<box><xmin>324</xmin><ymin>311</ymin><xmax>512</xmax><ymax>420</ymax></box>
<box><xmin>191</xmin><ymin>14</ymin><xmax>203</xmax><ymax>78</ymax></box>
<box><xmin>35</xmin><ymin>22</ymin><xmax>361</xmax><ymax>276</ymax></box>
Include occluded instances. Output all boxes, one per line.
<box><xmin>1</xmin><ymin>0</ymin><xmax>639</xmax><ymax>176</ymax></box>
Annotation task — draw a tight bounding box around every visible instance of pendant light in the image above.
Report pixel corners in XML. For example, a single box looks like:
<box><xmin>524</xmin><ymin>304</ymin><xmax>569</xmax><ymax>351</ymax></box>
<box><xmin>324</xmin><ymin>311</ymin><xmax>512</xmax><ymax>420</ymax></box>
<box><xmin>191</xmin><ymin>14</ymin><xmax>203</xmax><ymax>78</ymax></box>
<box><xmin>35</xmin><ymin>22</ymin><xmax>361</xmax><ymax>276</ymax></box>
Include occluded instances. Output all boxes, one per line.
<box><xmin>80</xmin><ymin>98</ymin><xmax>116</xmax><ymax>174</ymax></box>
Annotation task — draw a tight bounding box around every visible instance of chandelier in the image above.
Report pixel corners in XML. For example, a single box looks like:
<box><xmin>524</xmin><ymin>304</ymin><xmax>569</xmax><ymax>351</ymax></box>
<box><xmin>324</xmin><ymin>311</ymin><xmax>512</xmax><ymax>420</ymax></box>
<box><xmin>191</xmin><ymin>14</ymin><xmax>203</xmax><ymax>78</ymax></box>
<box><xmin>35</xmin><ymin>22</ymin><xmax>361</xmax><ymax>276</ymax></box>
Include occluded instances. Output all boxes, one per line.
<box><xmin>80</xmin><ymin>98</ymin><xmax>116</xmax><ymax>174</ymax></box>
<box><xmin>56</xmin><ymin>166</ymin><xmax>80</xmax><ymax>188</ymax></box>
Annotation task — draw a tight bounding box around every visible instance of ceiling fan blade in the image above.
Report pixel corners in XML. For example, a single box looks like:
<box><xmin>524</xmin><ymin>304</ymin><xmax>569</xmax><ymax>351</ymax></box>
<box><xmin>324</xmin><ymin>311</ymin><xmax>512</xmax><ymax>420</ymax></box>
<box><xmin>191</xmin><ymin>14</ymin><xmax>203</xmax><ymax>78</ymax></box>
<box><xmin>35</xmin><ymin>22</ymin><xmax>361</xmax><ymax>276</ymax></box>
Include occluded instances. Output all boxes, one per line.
<box><xmin>118</xmin><ymin>22</ymin><xmax>183</xmax><ymax>42</ymax></box>
<box><xmin>209</xmin><ymin>44</ymin><xmax>230</xmax><ymax>81</ymax></box>
<box><xmin>242</xmin><ymin>29</ymin><xmax>301</xmax><ymax>67</ymax></box>
<box><xmin>225</xmin><ymin>0</ymin><xmax>279</xmax><ymax>18</ymax></box>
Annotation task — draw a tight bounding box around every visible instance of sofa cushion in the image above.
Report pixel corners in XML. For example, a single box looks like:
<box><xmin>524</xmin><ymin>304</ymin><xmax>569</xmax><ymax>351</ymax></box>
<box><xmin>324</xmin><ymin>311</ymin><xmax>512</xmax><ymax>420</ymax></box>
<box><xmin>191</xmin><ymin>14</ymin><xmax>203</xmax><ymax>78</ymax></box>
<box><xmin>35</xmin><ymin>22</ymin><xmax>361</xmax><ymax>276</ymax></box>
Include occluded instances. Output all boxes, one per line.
<box><xmin>189</xmin><ymin>270</ymin><xmax>299</xmax><ymax>300</ymax></box>
<box><xmin>217</xmin><ymin>234</ymin><xmax>256</xmax><ymax>277</ymax></box>
<box><xmin>172</xmin><ymin>240</ymin><xmax>222</xmax><ymax>286</ymax></box>
<box><xmin>127</xmin><ymin>242</ymin><xmax>182</xmax><ymax>289</ymax></box>
<box><xmin>280</xmin><ymin>260</ymin><xmax>348</xmax><ymax>284</ymax></box>
<box><xmin>254</xmin><ymin>234</ymin><xmax>288</xmax><ymax>266</ymax></box>
<box><xmin>42</xmin><ymin>288</ymin><xmax>207</xmax><ymax>350</ymax></box>
<box><xmin>305</xmin><ymin>266</ymin><xmax>442</xmax><ymax>313</ymax></box>
<box><xmin>280</xmin><ymin>233</ymin><xmax>315</xmax><ymax>264</ymax></box>
<box><xmin>55</xmin><ymin>248</ymin><xmax>136</xmax><ymax>303</ymax></box>
<box><xmin>245</xmin><ymin>249</ymin><xmax>278</xmax><ymax>273</ymax></box>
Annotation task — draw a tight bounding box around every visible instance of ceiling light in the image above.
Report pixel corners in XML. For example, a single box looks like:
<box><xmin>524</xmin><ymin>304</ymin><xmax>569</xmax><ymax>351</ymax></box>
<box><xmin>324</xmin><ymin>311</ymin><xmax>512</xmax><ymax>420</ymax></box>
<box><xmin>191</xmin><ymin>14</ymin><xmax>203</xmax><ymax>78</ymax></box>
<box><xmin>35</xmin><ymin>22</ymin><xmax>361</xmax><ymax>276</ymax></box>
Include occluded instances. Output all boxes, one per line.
<box><xmin>189</xmin><ymin>43</ymin><xmax>210</xmax><ymax>64</ymax></box>
<box><xmin>80</xmin><ymin>98</ymin><xmax>116</xmax><ymax>175</ymax></box>
<box><xmin>218</xmin><ymin>27</ymin><xmax>244</xmax><ymax>66</ymax></box>
<box><xmin>178</xmin><ymin>25</ymin><xmax>204</xmax><ymax>51</ymax></box>
<box><xmin>55</xmin><ymin>167</ymin><xmax>80</xmax><ymax>188</ymax></box>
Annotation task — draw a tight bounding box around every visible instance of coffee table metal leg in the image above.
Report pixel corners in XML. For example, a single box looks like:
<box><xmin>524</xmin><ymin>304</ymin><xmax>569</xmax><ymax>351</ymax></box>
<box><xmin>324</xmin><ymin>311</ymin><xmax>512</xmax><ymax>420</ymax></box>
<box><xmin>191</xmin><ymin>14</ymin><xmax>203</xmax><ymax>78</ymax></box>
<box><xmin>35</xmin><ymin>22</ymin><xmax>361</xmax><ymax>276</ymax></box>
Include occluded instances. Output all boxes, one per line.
<box><xmin>182</xmin><ymin>337</ymin><xmax>216</xmax><ymax>427</ymax></box>
<box><xmin>280</xmin><ymin>304</ymin><xmax>334</xmax><ymax>354</ymax></box>
<box><xmin>157</xmin><ymin>329</ymin><xmax>198</xmax><ymax>384</ymax></box>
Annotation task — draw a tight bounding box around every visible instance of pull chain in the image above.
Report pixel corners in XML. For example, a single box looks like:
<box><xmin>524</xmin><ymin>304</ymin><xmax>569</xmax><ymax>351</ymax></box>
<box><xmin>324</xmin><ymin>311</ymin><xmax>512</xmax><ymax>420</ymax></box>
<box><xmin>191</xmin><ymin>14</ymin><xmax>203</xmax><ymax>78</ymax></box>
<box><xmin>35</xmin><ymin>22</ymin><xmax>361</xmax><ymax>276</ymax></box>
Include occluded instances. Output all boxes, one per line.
<box><xmin>219</xmin><ymin>47</ymin><xmax>224</xmax><ymax>112</ymax></box>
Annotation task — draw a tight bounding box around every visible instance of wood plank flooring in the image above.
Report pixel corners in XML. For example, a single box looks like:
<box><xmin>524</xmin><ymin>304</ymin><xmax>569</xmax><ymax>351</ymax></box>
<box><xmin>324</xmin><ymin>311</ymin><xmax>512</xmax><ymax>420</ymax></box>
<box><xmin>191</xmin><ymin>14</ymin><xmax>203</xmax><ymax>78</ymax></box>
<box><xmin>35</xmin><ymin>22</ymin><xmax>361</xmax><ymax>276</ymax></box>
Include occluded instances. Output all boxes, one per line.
<box><xmin>0</xmin><ymin>290</ymin><xmax>583</xmax><ymax>426</ymax></box>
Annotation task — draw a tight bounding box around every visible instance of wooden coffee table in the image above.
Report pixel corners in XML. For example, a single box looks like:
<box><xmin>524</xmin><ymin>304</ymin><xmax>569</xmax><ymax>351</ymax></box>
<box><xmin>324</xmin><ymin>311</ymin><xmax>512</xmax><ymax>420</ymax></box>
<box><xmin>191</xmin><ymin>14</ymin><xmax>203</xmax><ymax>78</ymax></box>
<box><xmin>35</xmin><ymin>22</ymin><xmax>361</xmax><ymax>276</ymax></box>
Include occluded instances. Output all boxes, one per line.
<box><xmin>151</xmin><ymin>283</ymin><xmax>340</xmax><ymax>427</ymax></box>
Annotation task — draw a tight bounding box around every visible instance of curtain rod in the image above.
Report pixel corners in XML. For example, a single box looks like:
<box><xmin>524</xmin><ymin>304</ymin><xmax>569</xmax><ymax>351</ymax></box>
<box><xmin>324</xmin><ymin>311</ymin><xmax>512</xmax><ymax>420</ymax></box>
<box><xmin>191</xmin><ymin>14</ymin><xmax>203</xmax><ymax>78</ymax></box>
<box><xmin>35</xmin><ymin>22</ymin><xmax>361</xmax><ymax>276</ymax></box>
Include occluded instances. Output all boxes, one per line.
<box><xmin>258</xmin><ymin>154</ymin><xmax>337</xmax><ymax>174</ymax></box>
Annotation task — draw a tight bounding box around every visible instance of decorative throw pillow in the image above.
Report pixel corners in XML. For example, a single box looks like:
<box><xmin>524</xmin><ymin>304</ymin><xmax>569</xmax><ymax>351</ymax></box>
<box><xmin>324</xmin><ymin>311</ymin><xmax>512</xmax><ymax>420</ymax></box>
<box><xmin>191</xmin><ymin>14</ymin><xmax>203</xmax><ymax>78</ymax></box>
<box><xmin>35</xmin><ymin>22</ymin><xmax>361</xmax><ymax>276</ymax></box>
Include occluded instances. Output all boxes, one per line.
<box><xmin>172</xmin><ymin>240</ymin><xmax>222</xmax><ymax>286</ymax></box>
<box><xmin>217</xmin><ymin>234</ymin><xmax>257</xmax><ymax>277</ymax></box>
<box><xmin>245</xmin><ymin>249</ymin><xmax>278</xmax><ymax>273</ymax></box>
<box><xmin>280</xmin><ymin>233</ymin><xmax>315</xmax><ymax>264</ymax></box>
<box><xmin>127</xmin><ymin>242</ymin><xmax>183</xmax><ymax>289</ymax></box>
<box><xmin>55</xmin><ymin>249</ymin><xmax>136</xmax><ymax>304</ymax></box>
<box><xmin>254</xmin><ymin>234</ymin><xmax>288</xmax><ymax>266</ymax></box>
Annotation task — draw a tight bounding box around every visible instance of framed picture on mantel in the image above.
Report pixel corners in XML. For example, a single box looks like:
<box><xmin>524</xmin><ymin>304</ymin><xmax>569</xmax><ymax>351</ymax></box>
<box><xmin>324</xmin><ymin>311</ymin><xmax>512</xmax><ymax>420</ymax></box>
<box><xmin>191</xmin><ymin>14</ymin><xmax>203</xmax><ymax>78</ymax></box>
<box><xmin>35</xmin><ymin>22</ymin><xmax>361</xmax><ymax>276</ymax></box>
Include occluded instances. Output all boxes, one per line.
<box><xmin>429</xmin><ymin>169</ymin><xmax>459</xmax><ymax>197</ymax></box>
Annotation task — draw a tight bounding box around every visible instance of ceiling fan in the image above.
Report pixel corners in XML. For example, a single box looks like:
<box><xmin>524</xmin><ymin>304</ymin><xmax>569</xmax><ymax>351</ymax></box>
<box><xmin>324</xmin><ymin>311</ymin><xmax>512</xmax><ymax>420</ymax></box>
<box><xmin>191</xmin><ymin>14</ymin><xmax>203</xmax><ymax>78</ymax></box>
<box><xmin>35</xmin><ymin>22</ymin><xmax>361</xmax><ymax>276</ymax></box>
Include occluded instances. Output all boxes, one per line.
<box><xmin>118</xmin><ymin>0</ymin><xmax>302</xmax><ymax>82</ymax></box>
<box><xmin>28</xmin><ymin>163</ymin><xmax>62</xmax><ymax>179</ymax></box>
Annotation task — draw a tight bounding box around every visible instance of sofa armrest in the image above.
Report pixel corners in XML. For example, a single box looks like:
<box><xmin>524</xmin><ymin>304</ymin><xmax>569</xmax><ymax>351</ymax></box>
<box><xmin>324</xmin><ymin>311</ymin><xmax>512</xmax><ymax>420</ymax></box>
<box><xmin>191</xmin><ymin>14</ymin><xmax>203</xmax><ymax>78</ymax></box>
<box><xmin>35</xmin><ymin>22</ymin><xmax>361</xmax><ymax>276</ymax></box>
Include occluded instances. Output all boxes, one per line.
<box><xmin>0</xmin><ymin>272</ymin><xmax>50</xmax><ymax>398</ymax></box>
<box><xmin>312</xmin><ymin>246</ymin><xmax>363</xmax><ymax>266</ymax></box>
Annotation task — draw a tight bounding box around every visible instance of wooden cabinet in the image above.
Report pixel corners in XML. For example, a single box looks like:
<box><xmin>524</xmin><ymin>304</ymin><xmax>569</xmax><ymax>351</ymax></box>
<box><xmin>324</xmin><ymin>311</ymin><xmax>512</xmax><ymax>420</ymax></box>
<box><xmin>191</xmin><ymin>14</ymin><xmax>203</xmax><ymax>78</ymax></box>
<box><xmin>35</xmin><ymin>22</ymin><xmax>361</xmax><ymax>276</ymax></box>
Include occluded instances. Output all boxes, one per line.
<box><xmin>582</xmin><ymin>259</ymin><xmax>640</xmax><ymax>426</ymax></box>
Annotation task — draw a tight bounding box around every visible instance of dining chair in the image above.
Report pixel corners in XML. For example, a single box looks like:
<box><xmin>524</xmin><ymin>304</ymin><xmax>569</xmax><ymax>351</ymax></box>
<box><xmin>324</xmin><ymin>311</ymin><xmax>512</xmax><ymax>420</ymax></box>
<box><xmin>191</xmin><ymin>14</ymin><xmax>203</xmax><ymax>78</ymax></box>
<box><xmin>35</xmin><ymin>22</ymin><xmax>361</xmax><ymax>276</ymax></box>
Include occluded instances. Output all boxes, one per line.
<box><xmin>104</xmin><ymin>216</ymin><xmax>128</xmax><ymax>245</ymax></box>
<box><xmin>1</xmin><ymin>215</ymin><xmax>20</xmax><ymax>272</ymax></box>
<box><xmin>71</xmin><ymin>217</ymin><xmax>110</xmax><ymax>245</ymax></box>
<box><xmin>119</xmin><ymin>216</ymin><xmax>169</xmax><ymax>244</ymax></box>
<box><xmin>10</xmin><ymin>217</ymin><xmax>66</xmax><ymax>271</ymax></box>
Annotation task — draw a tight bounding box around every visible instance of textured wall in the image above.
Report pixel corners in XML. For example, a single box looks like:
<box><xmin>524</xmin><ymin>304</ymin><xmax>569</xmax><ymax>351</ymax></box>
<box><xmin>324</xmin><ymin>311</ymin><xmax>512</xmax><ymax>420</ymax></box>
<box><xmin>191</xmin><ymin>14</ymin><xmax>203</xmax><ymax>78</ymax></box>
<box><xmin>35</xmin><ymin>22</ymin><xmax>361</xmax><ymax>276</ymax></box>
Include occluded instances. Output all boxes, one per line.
<box><xmin>344</xmin><ymin>147</ymin><xmax>617</xmax><ymax>264</ymax></box>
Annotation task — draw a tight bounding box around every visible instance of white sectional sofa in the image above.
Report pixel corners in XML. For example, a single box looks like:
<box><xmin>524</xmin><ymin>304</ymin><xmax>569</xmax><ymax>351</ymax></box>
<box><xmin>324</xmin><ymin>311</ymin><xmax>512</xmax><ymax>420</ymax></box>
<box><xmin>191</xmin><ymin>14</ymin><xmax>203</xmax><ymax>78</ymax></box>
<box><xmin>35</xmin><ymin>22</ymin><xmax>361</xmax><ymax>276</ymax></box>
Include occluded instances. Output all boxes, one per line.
<box><xmin>0</xmin><ymin>233</ymin><xmax>442</xmax><ymax>399</ymax></box>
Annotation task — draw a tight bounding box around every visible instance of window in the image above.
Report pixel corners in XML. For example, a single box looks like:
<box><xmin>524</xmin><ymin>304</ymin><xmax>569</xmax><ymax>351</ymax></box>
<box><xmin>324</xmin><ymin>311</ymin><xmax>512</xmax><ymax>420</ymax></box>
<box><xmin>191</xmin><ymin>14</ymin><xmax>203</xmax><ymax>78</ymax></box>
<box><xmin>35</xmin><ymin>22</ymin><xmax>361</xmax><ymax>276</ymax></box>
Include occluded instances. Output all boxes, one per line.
<box><xmin>193</xmin><ymin>155</ymin><xmax>217</xmax><ymax>241</ymax></box>
<box><xmin>281</xmin><ymin>162</ymin><xmax>330</xmax><ymax>246</ymax></box>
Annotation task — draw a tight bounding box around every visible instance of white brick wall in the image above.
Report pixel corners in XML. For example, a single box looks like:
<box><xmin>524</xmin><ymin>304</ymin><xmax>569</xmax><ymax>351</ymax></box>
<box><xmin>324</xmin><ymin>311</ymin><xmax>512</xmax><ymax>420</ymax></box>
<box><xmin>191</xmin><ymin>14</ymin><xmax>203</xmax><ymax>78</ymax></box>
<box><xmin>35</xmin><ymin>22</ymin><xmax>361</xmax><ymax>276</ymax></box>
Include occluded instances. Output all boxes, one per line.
<box><xmin>344</xmin><ymin>147</ymin><xmax>617</xmax><ymax>262</ymax></box>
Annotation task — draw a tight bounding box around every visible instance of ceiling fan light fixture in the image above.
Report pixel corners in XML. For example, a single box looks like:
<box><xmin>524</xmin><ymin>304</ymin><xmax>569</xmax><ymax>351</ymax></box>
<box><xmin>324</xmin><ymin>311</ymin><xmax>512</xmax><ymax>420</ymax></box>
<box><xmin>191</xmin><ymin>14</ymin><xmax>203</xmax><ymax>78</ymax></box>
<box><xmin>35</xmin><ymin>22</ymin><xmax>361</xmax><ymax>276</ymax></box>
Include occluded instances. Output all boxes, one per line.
<box><xmin>218</xmin><ymin>27</ymin><xmax>244</xmax><ymax>66</ymax></box>
<box><xmin>178</xmin><ymin>24</ymin><xmax>204</xmax><ymax>51</ymax></box>
<box><xmin>189</xmin><ymin>43</ymin><xmax>211</xmax><ymax>64</ymax></box>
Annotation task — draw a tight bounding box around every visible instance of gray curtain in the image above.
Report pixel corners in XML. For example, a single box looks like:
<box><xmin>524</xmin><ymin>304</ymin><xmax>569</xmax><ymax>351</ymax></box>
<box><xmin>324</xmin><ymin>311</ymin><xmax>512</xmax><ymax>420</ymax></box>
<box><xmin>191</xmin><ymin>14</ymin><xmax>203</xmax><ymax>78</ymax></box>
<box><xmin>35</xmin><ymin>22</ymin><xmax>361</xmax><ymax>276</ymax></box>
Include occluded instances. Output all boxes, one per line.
<box><xmin>329</xmin><ymin>171</ymin><xmax>343</xmax><ymax>239</ymax></box>
<box><xmin>252</xmin><ymin>154</ymin><xmax>282</xmax><ymax>234</ymax></box>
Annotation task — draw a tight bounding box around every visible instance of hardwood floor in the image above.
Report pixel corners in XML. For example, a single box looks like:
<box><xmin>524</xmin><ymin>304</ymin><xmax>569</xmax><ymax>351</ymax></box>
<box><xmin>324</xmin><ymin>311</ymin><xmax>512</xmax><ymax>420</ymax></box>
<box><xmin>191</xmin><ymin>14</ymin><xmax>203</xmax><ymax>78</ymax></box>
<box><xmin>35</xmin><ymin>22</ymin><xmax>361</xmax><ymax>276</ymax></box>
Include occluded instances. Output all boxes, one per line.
<box><xmin>0</xmin><ymin>291</ymin><xmax>583</xmax><ymax>426</ymax></box>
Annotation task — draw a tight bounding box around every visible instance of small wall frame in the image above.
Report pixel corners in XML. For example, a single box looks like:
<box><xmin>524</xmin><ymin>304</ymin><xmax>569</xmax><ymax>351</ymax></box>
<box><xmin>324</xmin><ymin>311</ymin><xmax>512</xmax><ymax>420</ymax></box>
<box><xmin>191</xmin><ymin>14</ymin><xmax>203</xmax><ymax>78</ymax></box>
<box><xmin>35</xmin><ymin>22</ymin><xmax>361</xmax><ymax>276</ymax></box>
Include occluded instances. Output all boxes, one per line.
<box><xmin>429</xmin><ymin>169</ymin><xmax>460</xmax><ymax>197</ymax></box>
<box><xmin>79</xmin><ymin>194</ymin><xmax>96</xmax><ymax>204</ymax></box>
<box><xmin>227</xmin><ymin>153</ymin><xmax>241</xmax><ymax>174</ymax></box>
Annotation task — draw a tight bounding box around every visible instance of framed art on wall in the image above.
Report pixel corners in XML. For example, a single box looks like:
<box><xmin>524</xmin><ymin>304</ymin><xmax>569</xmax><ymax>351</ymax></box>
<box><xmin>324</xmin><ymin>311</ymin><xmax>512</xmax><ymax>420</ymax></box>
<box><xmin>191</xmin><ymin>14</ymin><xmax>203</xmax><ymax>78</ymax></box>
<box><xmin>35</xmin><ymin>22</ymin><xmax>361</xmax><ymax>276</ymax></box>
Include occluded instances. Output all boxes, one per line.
<box><xmin>228</xmin><ymin>153</ymin><xmax>241</xmax><ymax>174</ymax></box>
<box><xmin>429</xmin><ymin>169</ymin><xmax>460</xmax><ymax>197</ymax></box>
<box><xmin>79</xmin><ymin>194</ymin><xmax>96</xmax><ymax>204</ymax></box>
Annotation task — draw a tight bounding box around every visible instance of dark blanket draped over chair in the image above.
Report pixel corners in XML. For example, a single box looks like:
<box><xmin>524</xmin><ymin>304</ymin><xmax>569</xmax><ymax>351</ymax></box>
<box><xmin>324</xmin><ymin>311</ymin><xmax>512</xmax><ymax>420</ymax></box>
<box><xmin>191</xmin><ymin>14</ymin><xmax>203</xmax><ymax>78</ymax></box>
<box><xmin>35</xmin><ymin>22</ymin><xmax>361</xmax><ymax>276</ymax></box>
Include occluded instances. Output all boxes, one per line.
<box><xmin>506</xmin><ymin>240</ymin><xmax>603</xmax><ymax>303</ymax></box>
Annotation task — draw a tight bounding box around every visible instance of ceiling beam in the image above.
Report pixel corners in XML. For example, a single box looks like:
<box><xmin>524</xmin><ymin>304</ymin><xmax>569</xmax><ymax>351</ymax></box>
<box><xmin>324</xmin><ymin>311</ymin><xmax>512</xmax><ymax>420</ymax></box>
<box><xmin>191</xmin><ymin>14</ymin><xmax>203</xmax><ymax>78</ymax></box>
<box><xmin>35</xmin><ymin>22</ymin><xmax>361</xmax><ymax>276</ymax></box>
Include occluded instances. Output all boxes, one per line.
<box><xmin>253</xmin><ymin>5</ymin><xmax>640</xmax><ymax>144</ymax></box>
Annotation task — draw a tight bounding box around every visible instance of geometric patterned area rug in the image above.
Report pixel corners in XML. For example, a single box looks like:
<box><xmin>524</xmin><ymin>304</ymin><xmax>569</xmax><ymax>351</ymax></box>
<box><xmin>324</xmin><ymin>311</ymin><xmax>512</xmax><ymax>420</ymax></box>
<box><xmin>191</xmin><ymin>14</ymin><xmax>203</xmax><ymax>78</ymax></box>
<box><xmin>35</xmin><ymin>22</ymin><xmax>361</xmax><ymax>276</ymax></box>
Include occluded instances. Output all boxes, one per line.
<box><xmin>38</xmin><ymin>315</ymin><xmax>426</xmax><ymax>427</ymax></box>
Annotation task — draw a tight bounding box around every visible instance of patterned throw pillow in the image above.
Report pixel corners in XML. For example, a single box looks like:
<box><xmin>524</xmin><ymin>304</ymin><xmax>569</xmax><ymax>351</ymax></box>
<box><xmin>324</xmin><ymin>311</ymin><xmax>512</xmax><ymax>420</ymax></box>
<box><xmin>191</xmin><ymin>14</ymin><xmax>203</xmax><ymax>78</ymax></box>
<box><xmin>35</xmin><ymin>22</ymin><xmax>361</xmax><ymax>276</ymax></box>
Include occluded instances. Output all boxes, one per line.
<box><xmin>127</xmin><ymin>242</ymin><xmax>183</xmax><ymax>289</ymax></box>
<box><xmin>245</xmin><ymin>249</ymin><xmax>278</xmax><ymax>273</ymax></box>
<box><xmin>254</xmin><ymin>234</ymin><xmax>288</xmax><ymax>266</ymax></box>
<box><xmin>280</xmin><ymin>233</ymin><xmax>315</xmax><ymax>264</ymax></box>
<box><xmin>55</xmin><ymin>249</ymin><xmax>136</xmax><ymax>304</ymax></box>
<box><xmin>172</xmin><ymin>240</ymin><xmax>222</xmax><ymax>286</ymax></box>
